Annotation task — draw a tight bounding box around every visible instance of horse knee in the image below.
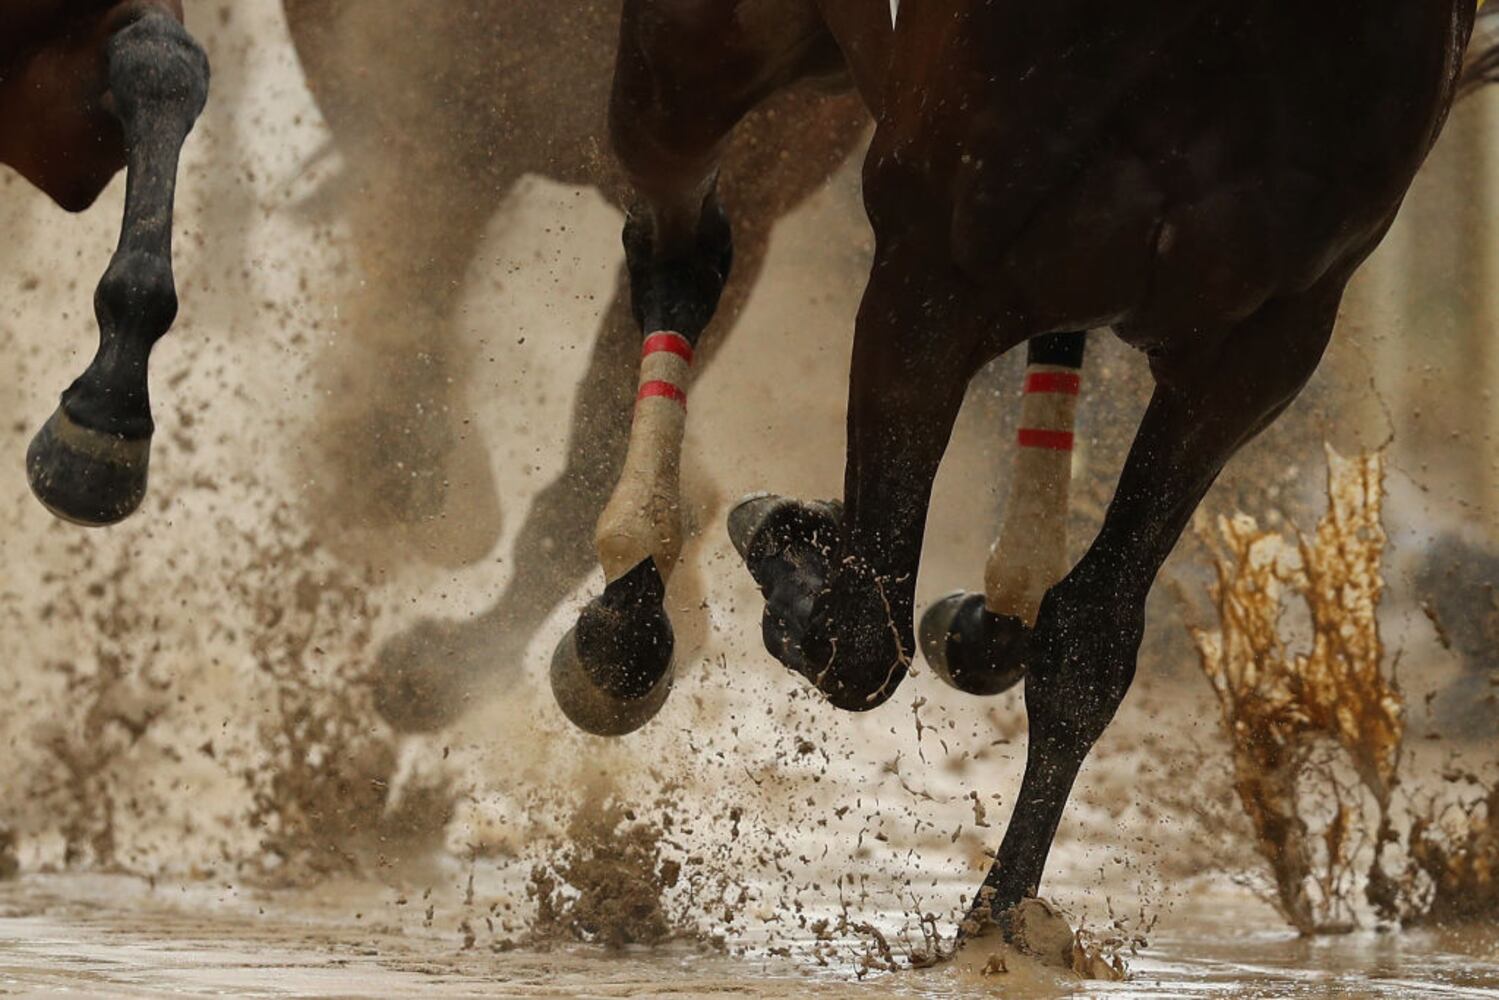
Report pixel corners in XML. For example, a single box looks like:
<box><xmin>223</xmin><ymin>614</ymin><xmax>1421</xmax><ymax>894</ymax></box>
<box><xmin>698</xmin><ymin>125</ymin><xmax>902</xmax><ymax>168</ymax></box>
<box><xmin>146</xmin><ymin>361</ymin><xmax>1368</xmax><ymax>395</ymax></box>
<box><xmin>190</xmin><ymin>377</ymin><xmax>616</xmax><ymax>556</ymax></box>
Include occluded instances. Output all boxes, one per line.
<box><xmin>107</xmin><ymin>10</ymin><xmax>209</xmax><ymax>125</ymax></box>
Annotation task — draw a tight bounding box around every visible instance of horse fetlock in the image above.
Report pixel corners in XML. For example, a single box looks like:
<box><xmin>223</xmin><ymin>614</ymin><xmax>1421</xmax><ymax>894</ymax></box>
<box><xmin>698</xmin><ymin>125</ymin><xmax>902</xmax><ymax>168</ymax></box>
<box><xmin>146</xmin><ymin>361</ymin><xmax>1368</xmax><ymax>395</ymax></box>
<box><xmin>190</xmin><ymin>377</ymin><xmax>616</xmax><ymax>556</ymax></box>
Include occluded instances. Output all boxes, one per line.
<box><xmin>108</xmin><ymin>11</ymin><xmax>210</xmax><ymax>127</ymax></box>
<box><xmin>596</xmin><ymin>486</ymin><xmax>684</xmax><ymax>583</ymax></box>
<box><xmin>987</xmin><ymin>363</ymin><xmax>1080</xmax><ymax>624</ymax></box>
<box><xmin>597</xmin><ymin>330</ymin><xmax>693</xmax><ymax>581</ymax></box>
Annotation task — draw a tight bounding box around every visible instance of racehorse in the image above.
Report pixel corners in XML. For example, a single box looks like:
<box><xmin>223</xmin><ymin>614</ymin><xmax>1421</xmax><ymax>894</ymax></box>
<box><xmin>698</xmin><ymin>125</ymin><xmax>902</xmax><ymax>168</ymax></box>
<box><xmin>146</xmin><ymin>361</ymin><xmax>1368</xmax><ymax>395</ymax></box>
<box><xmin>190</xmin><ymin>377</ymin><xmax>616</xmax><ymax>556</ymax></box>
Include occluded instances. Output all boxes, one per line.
<box><xmin>281</xmin><ymin>0</ymin><xmax>1088</xmax><ymax>733</ymax></box>
<box><xmin>569</xmin><ymin>0</ymin><xmax>1499</xmax><ymax>933</ymax></box>
<box><xmin>1</xmin><ymin>1</ymin><xmax>209</xmax><ymax>525</ymax></box>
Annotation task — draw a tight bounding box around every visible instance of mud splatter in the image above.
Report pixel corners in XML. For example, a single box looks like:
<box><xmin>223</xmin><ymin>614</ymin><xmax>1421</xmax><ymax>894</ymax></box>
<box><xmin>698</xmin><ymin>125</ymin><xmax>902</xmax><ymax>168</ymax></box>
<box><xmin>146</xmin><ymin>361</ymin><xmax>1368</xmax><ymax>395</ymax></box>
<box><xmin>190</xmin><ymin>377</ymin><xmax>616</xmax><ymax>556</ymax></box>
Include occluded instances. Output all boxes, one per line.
<box><xmin>226</xmin><ymin>510</ymin><xmax>455</xmax><ymax>878</ymax></box>
<box><xmin>527</xmin><ymin>794</ymin><xmax>685</xmax><ymax>948</ymax></box>
<box><xmin>1191</xmin><ymin>447</ymin><xmax>1401</xmax><ymax>933</ymax></box>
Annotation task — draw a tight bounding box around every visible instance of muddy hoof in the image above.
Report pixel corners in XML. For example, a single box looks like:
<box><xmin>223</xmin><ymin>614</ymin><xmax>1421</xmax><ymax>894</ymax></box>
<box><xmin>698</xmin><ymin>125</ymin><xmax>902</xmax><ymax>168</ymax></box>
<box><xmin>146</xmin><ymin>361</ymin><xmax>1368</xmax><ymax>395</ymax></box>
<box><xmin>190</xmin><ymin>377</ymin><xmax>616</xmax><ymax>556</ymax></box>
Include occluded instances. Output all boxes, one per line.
<box><xmin>372</xmin><ymin>620</ymin><xmax>472</xmax><ymax>733</ymax></box>
<box><xmin>919</xmin><ymin>592</ymin><xmax>1028</xmax><ymax>696</ymax></box>
<box><xmin>551</xmin><ymin>560</ymin><xmax>674</xmax><ymax>736</ymax></box>
<box><xmin>727</xmin><ymin>493</ymin><xmax>843</xmax><ymax>563</ymax></box>
<box><xmin>550</xmin><ymin>625</ymin><xmax>673</xmax><ymax>737</ymax></box>
<box><xmin>26</xmin><ymin>406</ymin><xmax>150</xmax><ymax>527</ymax></box>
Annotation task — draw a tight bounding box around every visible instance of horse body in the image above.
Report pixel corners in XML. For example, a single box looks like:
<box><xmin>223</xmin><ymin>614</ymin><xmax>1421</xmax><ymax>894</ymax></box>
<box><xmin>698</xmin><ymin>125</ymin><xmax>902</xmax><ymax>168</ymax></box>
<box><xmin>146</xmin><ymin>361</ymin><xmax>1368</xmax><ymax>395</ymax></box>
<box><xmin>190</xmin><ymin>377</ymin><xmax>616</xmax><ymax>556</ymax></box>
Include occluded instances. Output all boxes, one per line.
<box><xmin>0</xmin><ymin>0</ymin><xmax>208</xmax><ymax>525</ymax></box>
<box><xmin>598</xmin><ymin>0</ymin><xmax>1495</xmax><ymax>934</ymax></box>
<box><xmin>873</xmin><ymin>1</ymin><xmax>1473</xmax><ymax>338</ymax></box>
<box><xmin>0</xmin><ymin>1</ymin><xmax>177</xmax><ymax>211</ymax></box>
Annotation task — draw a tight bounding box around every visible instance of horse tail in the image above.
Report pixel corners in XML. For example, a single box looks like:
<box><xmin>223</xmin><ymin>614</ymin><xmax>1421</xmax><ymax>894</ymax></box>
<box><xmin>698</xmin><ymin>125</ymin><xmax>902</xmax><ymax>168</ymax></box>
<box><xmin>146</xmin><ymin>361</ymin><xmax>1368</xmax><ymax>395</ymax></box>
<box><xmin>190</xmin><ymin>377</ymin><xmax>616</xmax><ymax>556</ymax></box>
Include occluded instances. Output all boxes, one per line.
<box><xmin>1461</xmin><ymin>2</ymin><xmax>1499</xmax><ymax>94</ymax></box>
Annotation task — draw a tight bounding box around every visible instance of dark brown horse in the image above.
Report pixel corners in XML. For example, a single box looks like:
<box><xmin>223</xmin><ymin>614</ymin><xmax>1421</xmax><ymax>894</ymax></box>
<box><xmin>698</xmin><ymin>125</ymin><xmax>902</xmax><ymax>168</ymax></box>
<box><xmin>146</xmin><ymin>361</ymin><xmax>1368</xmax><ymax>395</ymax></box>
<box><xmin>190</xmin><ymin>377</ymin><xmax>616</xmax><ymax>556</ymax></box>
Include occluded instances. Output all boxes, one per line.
<box><xmin>1</xmin><ymin>1</ymin><xmax>209</xmax><ymax>525</ymax></box>
<box><xmin>569</xmin><ymin>0</ymin><xmax>1498</xmax><ymax>934</ymax></box>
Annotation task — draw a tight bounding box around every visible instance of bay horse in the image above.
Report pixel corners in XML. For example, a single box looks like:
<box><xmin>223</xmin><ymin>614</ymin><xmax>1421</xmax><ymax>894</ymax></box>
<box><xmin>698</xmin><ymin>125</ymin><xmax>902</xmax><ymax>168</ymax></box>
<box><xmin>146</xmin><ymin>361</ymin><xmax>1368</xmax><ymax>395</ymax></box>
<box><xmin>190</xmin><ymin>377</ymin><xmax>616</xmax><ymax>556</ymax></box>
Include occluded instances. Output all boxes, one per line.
<box><xmin>281</xmin><ymin>0</ymin><xmax>1087</xmax><ymax>733</ymax></box>
<box><xmin>1</xmin><ymin>1</ymin><xmax>209</xmax><ymax>525</ymax></box>
<box><xmin>564</xmin><ymin>0</ymin><xmax>1498</xmax><ymax>934</ymax></box>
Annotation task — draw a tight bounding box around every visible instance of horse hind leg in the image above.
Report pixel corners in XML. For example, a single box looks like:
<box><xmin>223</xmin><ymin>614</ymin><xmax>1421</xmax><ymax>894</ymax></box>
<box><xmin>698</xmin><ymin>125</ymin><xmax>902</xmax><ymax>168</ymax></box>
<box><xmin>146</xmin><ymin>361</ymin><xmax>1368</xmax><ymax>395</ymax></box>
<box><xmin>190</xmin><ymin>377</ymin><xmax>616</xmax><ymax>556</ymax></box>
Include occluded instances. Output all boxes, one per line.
<box><xmin>969</xmin><ymin>281</ymin><xmax>1344</xmax><ymax>932</ymax></box>
<box><xmin>921</xmin><ymin>330</ymin><xmax>1088</xmax><ymax>696</ymax></box>
<box><xmin>28</xmin><ymin>10</ymin><xmax>209</xmax><ymax>526</ymax></box>
<box><xmin>549</xmin><ymin>0</ymin><xmax>836</xmax><ymax>735</ymax></box>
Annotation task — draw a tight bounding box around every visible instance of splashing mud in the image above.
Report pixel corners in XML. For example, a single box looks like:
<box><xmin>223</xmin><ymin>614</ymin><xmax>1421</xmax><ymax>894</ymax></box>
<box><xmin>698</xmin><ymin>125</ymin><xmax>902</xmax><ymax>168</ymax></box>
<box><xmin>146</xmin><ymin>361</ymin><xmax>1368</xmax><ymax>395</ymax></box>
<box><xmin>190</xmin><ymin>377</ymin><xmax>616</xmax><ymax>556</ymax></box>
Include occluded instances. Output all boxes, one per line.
<box><xmin>527</xmin><ymin>793</ymin><xmax>688</xmax><ymax>948</ymax></box>
<box><xmin>226</xmin><ymin>511</ymin><xmax>457</xmax><ymax>878</ymax></box>
<box><xmin>1193</xmin><ymin>446</ymin><xmax>1499</xmax><ymax>935</ymax></box>
<box><xmin>1391</xmin><ymin>766</ymin><xmax>1499</xmax><ymax>925</ymax></box>
<box><xmin>1192</xmin><ymin>447</ymin><xmax>1402</xmax><ymax>933</ymax></box>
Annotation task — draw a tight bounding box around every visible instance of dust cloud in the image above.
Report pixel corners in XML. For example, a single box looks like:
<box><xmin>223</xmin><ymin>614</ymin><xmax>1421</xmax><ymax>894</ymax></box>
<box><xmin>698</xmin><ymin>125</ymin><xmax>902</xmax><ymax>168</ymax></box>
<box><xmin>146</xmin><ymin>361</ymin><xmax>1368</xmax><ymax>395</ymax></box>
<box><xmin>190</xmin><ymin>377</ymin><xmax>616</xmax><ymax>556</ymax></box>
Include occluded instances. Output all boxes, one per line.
<box><xmin>0</xmin><ymin>0</ymin><xmax>1495</xmax><ymax>995</ymax></box>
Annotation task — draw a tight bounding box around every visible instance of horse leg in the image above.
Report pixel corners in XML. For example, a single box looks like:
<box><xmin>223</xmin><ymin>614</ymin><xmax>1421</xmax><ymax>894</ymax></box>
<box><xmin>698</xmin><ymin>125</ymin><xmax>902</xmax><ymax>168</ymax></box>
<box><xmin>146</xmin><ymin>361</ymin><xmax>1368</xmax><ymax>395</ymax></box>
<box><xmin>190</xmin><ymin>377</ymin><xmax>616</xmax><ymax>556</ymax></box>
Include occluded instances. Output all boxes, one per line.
<box><xmin>305</xmin><ymin>161</ymin><xmax>505</xmax><ymax>569</ymax></box>
<box><xmin>369</xmin><ymin>87</ymin><xmax>867</xmax><ymax>735</ymax></box>
<box><xmin>372</xmin><ymin>220</ymin><xmax>770</xmax><ymax>733</ymax></box>
<box><xmin>968</xmin><ymin>281</ymin><xmax>1344</xmax><ymax>933</ymax></box>
<box><xmin>548</xmin><ymin>0</ymin><xmax>838</xmax><ymax>735</ymax></box>
<box><xmin>921</xmin><ymin>331</ymin><xmax>1088</xmax><ymax>695</ymax></box>
<box><xmin>730</xmin><ymin>250</ymin><xmax>988</xmax><ymax>711</ymax></box>
<box><xmin>27</xmin><ymin>10</ymin><xmax>208</xmax><ymax>525</ymax></box>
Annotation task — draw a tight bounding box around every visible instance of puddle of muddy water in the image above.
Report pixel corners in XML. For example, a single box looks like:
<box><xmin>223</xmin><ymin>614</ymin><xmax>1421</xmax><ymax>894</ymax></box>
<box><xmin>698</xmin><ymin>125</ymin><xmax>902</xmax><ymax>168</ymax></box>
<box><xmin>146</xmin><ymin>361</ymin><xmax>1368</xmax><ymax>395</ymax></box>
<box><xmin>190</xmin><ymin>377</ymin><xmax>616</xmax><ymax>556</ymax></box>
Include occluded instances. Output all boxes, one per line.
<box><xmin>0</xmin><ymin>875</ymin><xmax>1497</xmax><ymax>998</ymax></box>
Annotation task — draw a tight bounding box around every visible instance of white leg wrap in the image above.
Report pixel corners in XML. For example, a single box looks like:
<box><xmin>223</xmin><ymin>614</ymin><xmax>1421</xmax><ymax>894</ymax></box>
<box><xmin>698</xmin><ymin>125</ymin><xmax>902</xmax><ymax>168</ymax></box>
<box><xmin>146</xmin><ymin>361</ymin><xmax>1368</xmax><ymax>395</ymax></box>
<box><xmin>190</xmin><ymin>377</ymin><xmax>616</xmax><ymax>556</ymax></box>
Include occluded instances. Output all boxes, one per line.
<box><xmin>595</xmin><ymin>332</ymin><xmax>693</xmax><ymax>583</ymax></box>
<box><xmin>986</xmin><ymin>365</ymin><xmax>1080</xmax><ymax>625</ymax></box>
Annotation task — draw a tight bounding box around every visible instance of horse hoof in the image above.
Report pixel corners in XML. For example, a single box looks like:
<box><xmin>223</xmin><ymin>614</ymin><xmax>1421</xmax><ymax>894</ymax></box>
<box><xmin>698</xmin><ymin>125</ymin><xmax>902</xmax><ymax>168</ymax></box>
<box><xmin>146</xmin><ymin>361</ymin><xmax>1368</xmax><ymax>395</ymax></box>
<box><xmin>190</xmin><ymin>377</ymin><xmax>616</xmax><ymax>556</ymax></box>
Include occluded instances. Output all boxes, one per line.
<box><xmin>727</xmin><ymin>493</ymin><xmax>843</xmax><ymax>562</ymax></box>
<box><xmin>919</xmin><ymin>591</ymin><xmax>1028</xmax><ymax>696</ymax></box>
<box><xmin>727</xmin><ymin>492</ymin><xmax>782</xmax><ymax>558</ymax></box>
<box><xmin>371</xmin><ymin>620</ymin><xmax>471</xmax><ymax>733</ymax></box>
<box><xmin>550</xmin><ymin>559</ymin><xmax>676</xmax><ymax>736</ymax></box>
<box><xmin>550</xmin><ymin>623</ymin><xmax>673</xmax><ymax>737</ymax></box>
<box><xmin>26</xmin><ymin>406</ymin><xmax>150</xmax><ymax>527</ymax></box>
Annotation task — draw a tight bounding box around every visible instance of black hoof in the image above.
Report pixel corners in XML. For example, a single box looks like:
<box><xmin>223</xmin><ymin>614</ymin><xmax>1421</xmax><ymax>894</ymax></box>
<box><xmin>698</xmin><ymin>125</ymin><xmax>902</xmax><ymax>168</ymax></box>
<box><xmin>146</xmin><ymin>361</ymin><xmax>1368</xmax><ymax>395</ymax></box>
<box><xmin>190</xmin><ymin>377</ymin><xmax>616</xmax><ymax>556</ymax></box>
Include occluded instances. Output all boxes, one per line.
<box><xmin>919</xmin><ymin>592</ymin><xmax>1028</xmax><ymax>696</ymax></box>
<box><xmin>550</xmin><ymin>560</ymin><xmax>674</xmax><ymax>737</ymax></box>
<box><xmin>26</xmin><ymin>406</ymin><xmax>150</xmax><ymax>527</ymax></box>
<box><xmin>730</xmin><ymin>493</ymin><xmax>859</xmax><ymax>684</ymax></box>
<box><xmin>727</xmin><ymin>493</ymin><xmax>843</xmax><ymax>567</ymax></box>
<box><xmin>371</xmin><ymin>619</ymin><xmax>476</xmax><ymax>734</ymax></box>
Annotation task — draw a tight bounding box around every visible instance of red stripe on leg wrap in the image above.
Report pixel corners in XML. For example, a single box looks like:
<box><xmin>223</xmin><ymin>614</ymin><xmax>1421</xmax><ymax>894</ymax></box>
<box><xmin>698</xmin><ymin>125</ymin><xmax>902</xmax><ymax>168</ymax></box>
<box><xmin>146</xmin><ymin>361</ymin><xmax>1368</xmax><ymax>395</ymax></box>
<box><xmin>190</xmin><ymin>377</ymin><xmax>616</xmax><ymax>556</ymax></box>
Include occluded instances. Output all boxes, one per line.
<box><xmin>638</xmin><ymin>381</ymin><xmax>687</xmax><ymax>407</ymax></box>
<box><xmin>643</xmin><ymin>332</ymin><xmax>694</xmax><ymax>364</ymax></box>
<box><xmin>1024</xmin><ymin>371</ymin><xmax>1081</xmax><ymax>395</ymax></box>
<box><xmin>1018</xmin><ymin>428</ymin><xmax>1074</xmax><ymax>451</ymax></box>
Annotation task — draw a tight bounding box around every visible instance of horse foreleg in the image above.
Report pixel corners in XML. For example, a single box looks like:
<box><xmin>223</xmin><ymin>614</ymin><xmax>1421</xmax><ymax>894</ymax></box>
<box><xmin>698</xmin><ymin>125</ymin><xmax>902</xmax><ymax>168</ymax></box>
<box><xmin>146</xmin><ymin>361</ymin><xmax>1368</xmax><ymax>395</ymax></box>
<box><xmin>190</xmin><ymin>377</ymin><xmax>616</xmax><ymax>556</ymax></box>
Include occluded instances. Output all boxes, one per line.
<box><xmin>921</xmin><ymin>331</ymin><xmax>1088</xmax><ymax>695</ymax></box>
<box><xmin>968</xmin><ymin>281</ymin><xmax>1344</xmax><ymax>934</ymax></box>
<box><xmin>27</xmin><ymin>9</ymin><xmax>208</xmax><ymax>525</ymax></box>
<box><xmin>730</xmin><ymin>251</ymin><xmax>985</xmax><ymax>711</ymax></box>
